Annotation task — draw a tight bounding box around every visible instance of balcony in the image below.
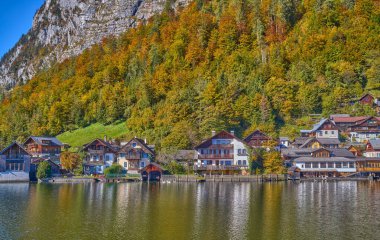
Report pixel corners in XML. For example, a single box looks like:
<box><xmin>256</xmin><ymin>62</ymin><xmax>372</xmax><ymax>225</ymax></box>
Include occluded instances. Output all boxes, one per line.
<box><xmin>198</xmin><ymin>154</ymin><xmax>234</xmax><ymax>159</ymax></box>
<box><xmin>193</xmin><ymin>165</ymin><xmax>245</xmax><ymax>171</ymax></box>
<box><xmin>208</xmin><ymin>144</ymin><xmax>234</xmax><ymax>149</ymax></box>
<box><xmin>88</xmin><ymin>149</ymin><xmax>105</xmax><ymax>154</ymax></box>
<box><xmin>125</xmin><ymin>155</ymin><xmax>141</xmax><ymax>160</ymax></box>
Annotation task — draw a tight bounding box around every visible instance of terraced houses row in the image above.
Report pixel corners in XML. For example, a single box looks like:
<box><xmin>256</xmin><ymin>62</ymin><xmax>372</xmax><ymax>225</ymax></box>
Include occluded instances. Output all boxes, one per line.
<box><xmin>1</xmin><ymin>114</ymin><xmax>380</xmax><ymax>179</ymax></box>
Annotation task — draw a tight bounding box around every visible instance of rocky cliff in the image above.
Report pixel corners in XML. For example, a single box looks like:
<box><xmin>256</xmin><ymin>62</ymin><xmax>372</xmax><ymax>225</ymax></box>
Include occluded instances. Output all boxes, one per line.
<box><xmin>0</xmin><ymin>0</ymin><xmax>189</xmax><ymax>89</ymax></box>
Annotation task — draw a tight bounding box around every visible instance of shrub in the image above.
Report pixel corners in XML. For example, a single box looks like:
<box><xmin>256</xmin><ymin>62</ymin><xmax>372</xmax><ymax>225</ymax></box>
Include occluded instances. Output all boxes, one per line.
<box><xmin>104</xmin><ymin>164</ymin><xmax>123</xmax><ymax>176</ymax></box>
<box><xmin>37</xmin><ymin>161</ymin><xmax>52</xmax><ymax>179</ymax></box>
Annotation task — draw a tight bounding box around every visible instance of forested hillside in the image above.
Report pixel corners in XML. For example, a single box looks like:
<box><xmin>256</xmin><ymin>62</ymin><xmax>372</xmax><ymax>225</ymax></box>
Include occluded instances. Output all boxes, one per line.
<box><xmin>0</xmin><ymin>0</ymin><xmax>379</xmax><ymax>149</ymax></box>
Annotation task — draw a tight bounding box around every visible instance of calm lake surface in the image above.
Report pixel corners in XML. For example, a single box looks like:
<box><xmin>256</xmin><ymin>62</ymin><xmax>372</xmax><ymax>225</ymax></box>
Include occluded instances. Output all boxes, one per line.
<box><xmin>0</xmin><ymin>181</ymin><xmax>379</xmax><ymax>240</ymax></box>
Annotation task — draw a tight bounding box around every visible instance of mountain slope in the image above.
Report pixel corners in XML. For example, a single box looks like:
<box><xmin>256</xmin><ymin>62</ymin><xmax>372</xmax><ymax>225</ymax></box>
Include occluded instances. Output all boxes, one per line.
<box><xmin>0</xmin><ymin>0</ymin><xmax>379</xmax><ymax>149</ymax></box>
<box><xmin>0</xmin><ymin>0</ymin><xmax>189</xmax><ymax>89</ymax></box>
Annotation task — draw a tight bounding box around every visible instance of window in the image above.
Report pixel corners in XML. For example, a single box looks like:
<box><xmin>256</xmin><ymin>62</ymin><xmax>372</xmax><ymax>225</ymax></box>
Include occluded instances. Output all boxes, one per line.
<box><xmin>132</xmin><ymin>143</ymin><xmax>137</xmax><ymax>147</ymax></box>
<box><xmin>238</xmin><ymin>149</ymin><xmax>241</xmax><ymax>154</ymax></box>
<box><xmin>237</xmin><ymin>160</ymin><xmax>242</xmax><ymax>165</ymax></box>
<box><xmin>335</xmin><ymin>162</ymin><xmax>342</xmax><ymax>168</ymax></box>
<box><xmin>243</xmin><ymin>149</ymin><xmax>246</xmax><ymax>154</ymax></box>
<box><xmin>319</xmin><ymin>131</ymin><xmax>323</xmax><ymax>137</ymax></box>
<box><xmin>140</xmin><ymin>161</ymin><xmax>145</xmax><ymax>168</ymax></box>
<box><xmin>123</xmin><ymin>162</ymin><xmax>128</xmax><ymax>168</ymax></box>
<box><xmin>349</xmin><ymin>163</ymin><xmax>355</xmax><ymax>168</ymax></box>
<box><xmin>220</xmin><ymin>161</ymin><xmax>224</xmax><ymax>165</ymax></box>
<box><xmin>225</xmin><ymin>161</ymin><xmax>232</xmax><ymax>166</ymax></box>
<box><xmin>305</xmin><ymin>163</ymin><xmax>311</xmax><ymax>168</ymax></box>
<box><xmin>312</xmin><ymin>162</ymin><xmax>319</xmax><ymax>168</ymax></box>
<box><xmin>242</xmin><ymin>160</ymin><xmax>247</xmax><ymax>166</ymax></box>
<box><xmin>331</xmin><ymin>131</ymin><xmax>335</xmax><ymax>135</ymax></box>
<box><xmin>342</xmin><ymin>162</ymin><xmax>348</xmax><ymax>168</ymax></box>
<box><xmin>142</xmin><ymin>153</ymin><xmax>149</xmax><ymax>158</ymax></box>
<box><xmin>325</xmin><ymin>131</ymin><xmax>328</xmax><ymax>134</ymax></box>
<box><xmin>320</xmin><ymin>162</ymin><xmax>327</xmax><ymax>168</ymax></box>
<box><xmin>120</xmin><ymin>153</ymin><xmax>126</xmax><ymax>158</ymax></box>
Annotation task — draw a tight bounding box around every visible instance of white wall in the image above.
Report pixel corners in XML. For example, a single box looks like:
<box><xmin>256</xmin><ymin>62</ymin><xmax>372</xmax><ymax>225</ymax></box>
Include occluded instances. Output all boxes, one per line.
<box><xmin>316</xmin><ymin>130</ymin><xmax>339</xmax><ymax>139</ymax></box>
<box><xmin>231</xmin><ymin>139</ymin><xmax>249</xmax><ymax>165</ymax></box>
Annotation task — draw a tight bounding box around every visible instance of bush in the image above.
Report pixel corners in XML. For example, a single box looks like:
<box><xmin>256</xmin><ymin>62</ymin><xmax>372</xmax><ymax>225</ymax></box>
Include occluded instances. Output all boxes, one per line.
<box><xmin>37</xmin><ymin>161</ymin><xmax>52</xmax><ymax>179</ymax></box>
<box><xmin>104</xmin><ymin>164</ymin><xmax>123</xmax><ymax>176</ymax></box>
<box><xmin>166</xmin><ymin>161</ymin><xmax>186</xmax><ymax>175</ymax></box>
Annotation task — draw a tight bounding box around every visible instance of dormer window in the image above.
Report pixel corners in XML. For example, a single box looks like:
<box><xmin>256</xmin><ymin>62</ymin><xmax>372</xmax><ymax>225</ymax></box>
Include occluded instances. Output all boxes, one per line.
<box><xmin>132</xmin><ymin>143</ymin><xmax>137</xmax><ymax>147</ymax></box>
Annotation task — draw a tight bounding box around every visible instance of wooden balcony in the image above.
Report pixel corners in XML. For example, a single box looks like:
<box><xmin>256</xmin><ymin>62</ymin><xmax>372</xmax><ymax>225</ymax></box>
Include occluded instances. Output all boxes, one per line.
<box><xmin>87</xmin><ymin>149</ymin><xmax>105</xmax><ymax>154</ymax></box>
<box><xmin>198</xmin><ymin>154</ymin><xmax>234</xmax><ymax>159</ymax></box>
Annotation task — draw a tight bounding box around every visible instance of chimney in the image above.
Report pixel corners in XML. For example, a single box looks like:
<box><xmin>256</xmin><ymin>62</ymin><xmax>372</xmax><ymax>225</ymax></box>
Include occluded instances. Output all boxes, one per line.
<box><xmin>230</xmin><ymin>130</ymin><xmax>235</xmax><ymax>136</ymax></box>
<box><xmin>104</xmin><ymin>135</ymin><xmax>107</xmax><ymax>142</ymax></box>
<box><xmin>212</xmin><ymin>130</ymin><xmax>216</xmax><ymax>137</ymax></box>
<box><xmin>144</xmin><ymin>138</ymin><xmax>147</xmax><ymax>144</ymax></box>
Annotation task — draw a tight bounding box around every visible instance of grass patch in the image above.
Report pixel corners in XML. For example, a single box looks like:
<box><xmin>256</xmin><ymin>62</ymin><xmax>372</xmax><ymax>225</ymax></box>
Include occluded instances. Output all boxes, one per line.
<box><xmin>57</xmin><ymin>122</ymin><xmax>128</xmax><ymax>148</ymax></box>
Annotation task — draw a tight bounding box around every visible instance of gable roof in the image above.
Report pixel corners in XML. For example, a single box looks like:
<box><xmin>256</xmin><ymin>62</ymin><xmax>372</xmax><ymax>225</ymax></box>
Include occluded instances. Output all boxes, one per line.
<box><xmin>244</xmin><ymin>130</ymin><xmax>271</xmax><ymax>141</ymax></box>
<box><xmin>83</xmin><ymin>138</ymin><xmax>117</xmax><ymax>152</ymax></box>
<box><xmin>359</xmin><ymin>93</ymin><xmax>374</xmax><ymax>101</ymax></box>
<box><xmin>0</xmin><ymin>142</ymin><xmax>30</xmax><ymax>155</ymax></box>
<box><xmin>299</xmin><ymin>138</ymin><xmax>340</xmax><ymax>148</ymax></box>
<box><xmin>332</xmin><ymin>116</ymin><xmax>368</xmax><ymax>124</ymax></box>
<box><xmin>329</xmin><ymin>148</ymin><xmax>355</xmax><ymax>158</ymax></box>
<box><xmin>24</xmin><ymin>136</ymin><xmax>63</xmax><ymax>147</ymax></box>
<box><xmin>195</xmin><ymin>130</ymin><xmax>246</xmax><ymax>149</ymax></box>
<box><xmin>368</xmin><ymin>139</ymin><xmax>380</xmax><ymax>150</ymax></box>
<box><xmin>119</xmin><ymin>137</ymin><xmax>155</xmax><ymax>155</ymax></box>
<box><xmin>350</xmin><ymin>116</ymin><xmax>380</xmax><ymax>127</ymax></box>
<box><xmin>301</xmin><ymin>119</ymin><xmax>338</xmax><ymax>134</ymax></box>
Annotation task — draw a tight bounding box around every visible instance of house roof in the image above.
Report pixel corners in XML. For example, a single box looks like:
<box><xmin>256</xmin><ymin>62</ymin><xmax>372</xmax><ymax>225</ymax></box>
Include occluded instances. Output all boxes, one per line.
<box><xmin>0</xmin><ymin>141</ymin><xmax>30</xmax><ymax>155</ymax></box>
<box><xmin>139</xmin><ymin>162</ymin><xmax>164</xmax><ymax>172</ymax></box>
<box><xmin>329</xmin><ymin>148</ymin><xmax>355</xmax><ymax>158</ymax></box>
<box><xmin>294</xmin><ymin>157</ymin><xmax>355</xmax><ymax>163</ymax></box>
<box><xmin>280</xmin><ymin>137</ymin><xmax>289</xmax><ymax>141</ymax></box>
<box><xmin>195</xmin><ymin>130</ymin><xmax>246</xmax><ymax>149</ymax></box>
<box><xmin>292</xmin><ymin>137</ymin><xmax>310</xmax><ymax>146</ymax></box>
<box><xmin>119</xmin><ymin>137</ymin><xmax>155</xmax><ymax>155</ymax></box>
<box><xmin>350</xmin><ymin>116</ymin><xmax>380</xmax><ymax>127</ymax></box>
<box><xmin>244</xmin><ymin>130</ymin><xmax>271</xmax><ymax>142</ymax></box>
<box><xmin>300</xmin><ymin>118</ymin><xmax>331</xmax><ymax>133</ymax></box>
<box><xmin>25</xmin><ymin>136</ymin><xmax>63</xmax><ymax>147</ymax></box>
<box><xmin>359</xmin><ymin>93</ymin><xmax>374</xmax><ymax>101</ymax></box>
<box><xmin>298</xmin><ymin>138</ymin><xmax>340</xmax><ymax>148</ymax></box>
<box><xmin>355</xmin><ymin>157</ymin><xmax>380</xmax><ymax>162</ymax></box>
<box><xmin>368</xmin><ymin>139</ymin><xmax>380</xmax><ymax>150</ymax></box>
<box><xmin>332</xmin><ymin>116</ymin><xmax>368</xmax><ymax>123</ymax></box>
<box><xmin>173</xmin><ymin>150</ymin><xmax>198</xmax><ymax>160</ymax></box>
<box><xmin>83</xmin><ymin>138</ymin><xmax>117</xmax><ymax>152</ymax></box>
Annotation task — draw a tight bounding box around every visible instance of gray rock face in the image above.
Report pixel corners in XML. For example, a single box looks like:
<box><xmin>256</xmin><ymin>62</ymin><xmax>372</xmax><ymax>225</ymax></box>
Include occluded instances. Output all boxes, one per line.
<box><xmin>0</xmin><ymin>0</ymin><xmax>189</xmax><ymax>88</ymax></box>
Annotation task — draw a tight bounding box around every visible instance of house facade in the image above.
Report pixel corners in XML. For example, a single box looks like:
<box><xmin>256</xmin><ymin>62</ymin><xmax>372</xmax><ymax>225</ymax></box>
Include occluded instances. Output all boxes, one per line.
<box><xmin>363</xmin><ymin>139</ymin><xmax>380</xmax><ymax>158</ymax></box>
<box><xmin>117</xmin><ymin>137</ymin><xmax>155</xmax><ymax>174</ymax></box>
<box><xmin>355</xmin><ymin>158</ymin><xmax>380</xmax><ymax>176</ymax></box>
<box><xmin>194</xmin><ymin>131</ymin><xmax>250</xmax><ymax>174</ymax></box>
<box><xmin>244</xmin><ymin>130</ymin><xmax>273</xmax><ymax>148</ymax></box>
<box><xmin>300</xmin><ymin>119</ymin><xmax>339</xmax><ymax>139</ymax></box>
<box><xmin>0</xmin><ymin>142</ymin><xmax>31</xmax><ymax>173</ymax></box>
<box><xmin>23</xmin><ymin>136</ymin><xmax>63</xmax><ymax>158</ymax></box>
<box><xmin>347</xmin><ymin>117</ymin><xmax>380</xmax><ymax>142</ymax></box>
<box><xmin>82</xmin><ymin>139</ymin><xmax>117</xmax><ymax>174</ymax></box>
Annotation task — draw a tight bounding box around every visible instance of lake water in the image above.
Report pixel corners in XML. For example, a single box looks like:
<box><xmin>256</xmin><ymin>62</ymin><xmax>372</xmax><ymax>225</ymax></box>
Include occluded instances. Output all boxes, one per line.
<box><xmin>0</xmin><ymin>181</ymin><xmax>379</xmax><ymax>240</ymax></box>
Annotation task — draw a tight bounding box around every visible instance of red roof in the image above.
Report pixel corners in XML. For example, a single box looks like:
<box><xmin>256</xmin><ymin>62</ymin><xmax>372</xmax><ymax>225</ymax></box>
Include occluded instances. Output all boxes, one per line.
<box><xmin>332</xmin><ymin>116</ymin><xmax>368</xmax><ymax>123</ymax></box>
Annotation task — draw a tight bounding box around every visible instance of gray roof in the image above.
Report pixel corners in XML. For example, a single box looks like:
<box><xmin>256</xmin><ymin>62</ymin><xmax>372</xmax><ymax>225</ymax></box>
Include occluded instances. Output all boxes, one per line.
<box><xmin>330</xmin><ymin>148</ymin><xmax>355</xmax><ymax>158</ymax></box>
<box><xmin>293</xmin><ymin>137</ymin><xmax>310</xmax><ymax>145</ymax></box>
<box><xmin>27</xmin><ymin>136</ymin><xmax>63</xmax><ymax>146</ymax></box>
<box><xmin>300</xmin><ymin>118</ymin><xmax>328</xmax><ymax>133</ymax></box>
<box><xmin>369</xmin><ymin>139</ymin><xmax>380</xmax><ymax>150</ymax></box>
<box><xmin>280</xmin><ymin>137</ymin><xmax>289</xmax><ymax>141</ymax></box>
<box><xmin>298</xmin><ymin>137</ymin><xmax>340</xmax><ymax>148</ymax></box>
<box><xmin>0</xmin><ymin>141</ymin><xmax>30</xmax><ymax>155</ymax></box>
<box><xmin>294</xmin><ymin>157</ymin><xmax>355</xmax><ymax>163</ymax></box>
<box><xmin>173</xmin><ymin>150</ymin><xmax>198</xmax><ymax>160</ymax></box>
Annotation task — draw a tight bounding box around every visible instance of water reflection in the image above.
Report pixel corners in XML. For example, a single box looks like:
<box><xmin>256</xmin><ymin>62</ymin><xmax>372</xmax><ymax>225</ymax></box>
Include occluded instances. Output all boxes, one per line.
<box><xmin>0</xmin><ymin>181</ymin><xmax>379</xmax><ymax>240</ymax></box>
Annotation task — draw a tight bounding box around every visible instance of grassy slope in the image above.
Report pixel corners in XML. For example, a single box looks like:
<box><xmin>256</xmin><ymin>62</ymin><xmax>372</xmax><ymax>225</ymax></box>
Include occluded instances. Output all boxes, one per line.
<box><xmin>57</xmin><ymin>122</ymin><xmax>127</xmax><ymax>148</ymax></box>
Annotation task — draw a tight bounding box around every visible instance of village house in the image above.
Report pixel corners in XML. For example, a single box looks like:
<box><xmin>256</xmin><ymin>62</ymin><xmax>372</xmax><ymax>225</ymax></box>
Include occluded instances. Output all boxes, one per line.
<box><xmin>300</xmin><ymin>118</ymin><xmax>339</xmax><ymax>139</ymax></box>
<box><xmin>0</xmin><ymin>142</ymin><xmax>31</xmax><ymax>173</ymax></box>
<box><xmin>363</xmin><ymin>139</ymin><xmax>380</xmax><ymax>158</ymax></box>
<box><xmin>279</xmin><ymin>137</ymin><xmax>290</xmax><ymax>148</ymax></box>
<box><xmin>23</xmin><ymin>136</ymin><xmax>63</xmax><ymax>158</ymax></box>
<box><xmin>346</xmin><ymin>116</ymin><xmax>380</xmax><ymax>142</ymax></box>
<box><xmin>330</xmin><ymin>115</ymin><xmax>368</xmax><ymax>132</ymax></box>
<box><xmin>355</xmin><ymin>158</ymin><xmax>380</xmax><ymax>176</ymax></box>
<box><xmin>194</xmin><ymin>130</ymin><xmax>250</xmax><ymax>175</ymax></box>
<box><xmin>82</xmin><ymin>138</ymin><xmax>118</xmax><ymax>175</ymax></box>
<box><xmin>244</xmin><ymin>130</ymin><xmax>274</xmax><ymax>148</ymax></box>
<box><xmin>117</xmin><ymin>137</ymin><xmax>155</xmax><ymax>174</ymax></box>
<box><xmin>292</xmin><ymin>147</ymin><xmax>356</xmax><ymax>178</ymax></box>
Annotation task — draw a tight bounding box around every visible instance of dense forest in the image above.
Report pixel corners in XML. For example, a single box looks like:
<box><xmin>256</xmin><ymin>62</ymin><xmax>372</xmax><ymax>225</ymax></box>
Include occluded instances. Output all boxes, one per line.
<box><xmin>0</xmin><ymin>0</ymin><xmax>379</xmax><ymax>150</ymax></box>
